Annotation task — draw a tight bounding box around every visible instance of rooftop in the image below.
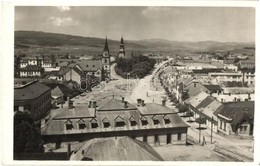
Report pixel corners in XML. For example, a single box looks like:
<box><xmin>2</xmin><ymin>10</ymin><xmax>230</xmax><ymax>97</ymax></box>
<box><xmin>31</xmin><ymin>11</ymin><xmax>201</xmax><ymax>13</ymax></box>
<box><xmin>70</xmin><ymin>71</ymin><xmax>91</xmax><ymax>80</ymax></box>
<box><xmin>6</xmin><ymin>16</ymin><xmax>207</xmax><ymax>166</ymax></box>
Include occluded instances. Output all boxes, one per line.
<box><xmin>137</xmin><ymin>103</ymin><xmax>177</xmax><ymax>115</ymax></box>
<box><xmin>70</xmin><ymin>137</ymin><xmax>163</xmax><ymax>161</ymax></box>
<box><xmin>77</xmin><ymin>60</ymin><xmax>102</xmax><ymax>72</ymax></box>
<box><xmin>14</xmin><ymin>81</ymin><xmax>51</xmax><ymax>101</ymax></box>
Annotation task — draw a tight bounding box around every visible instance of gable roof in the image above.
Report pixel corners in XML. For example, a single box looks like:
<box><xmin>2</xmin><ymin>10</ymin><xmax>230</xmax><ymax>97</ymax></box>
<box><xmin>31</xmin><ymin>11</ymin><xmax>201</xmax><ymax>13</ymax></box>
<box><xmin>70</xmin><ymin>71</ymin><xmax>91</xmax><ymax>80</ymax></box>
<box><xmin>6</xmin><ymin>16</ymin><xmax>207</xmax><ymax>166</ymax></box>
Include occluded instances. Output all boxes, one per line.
<box><xmin>217</xmin><ymin>101</ymin><xmax>254</xmax><ymax>132</ymax></box>
<box><xmin>185</xmin><ymin>91</ymin><xmax>209</xmax><ymax>108</ymax></box>
<box><xmin>77</xmin><ymin>60</ymin><xmax>102</xmax><ymax>72</ymax></box>
<box><xmin>70</xmin><ymin>137</ymin><xmax>163</xmax><ymax>161</ymax></box>
<box><xmin>14</xmin><ymin>81</ymin><xmax>51</xmax><ymax>101</ymax></box>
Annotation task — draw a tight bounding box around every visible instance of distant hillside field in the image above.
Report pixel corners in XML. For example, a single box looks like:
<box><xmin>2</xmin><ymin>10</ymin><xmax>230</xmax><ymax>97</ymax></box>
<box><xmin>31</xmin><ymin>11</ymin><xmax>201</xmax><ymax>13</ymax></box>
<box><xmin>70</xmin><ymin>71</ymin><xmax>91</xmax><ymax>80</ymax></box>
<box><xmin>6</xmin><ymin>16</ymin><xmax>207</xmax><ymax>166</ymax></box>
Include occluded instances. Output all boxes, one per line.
<box><xmin>15</xmin><ymin>31</ymin><xmax>255</xmax><ymax>57</ymax></box>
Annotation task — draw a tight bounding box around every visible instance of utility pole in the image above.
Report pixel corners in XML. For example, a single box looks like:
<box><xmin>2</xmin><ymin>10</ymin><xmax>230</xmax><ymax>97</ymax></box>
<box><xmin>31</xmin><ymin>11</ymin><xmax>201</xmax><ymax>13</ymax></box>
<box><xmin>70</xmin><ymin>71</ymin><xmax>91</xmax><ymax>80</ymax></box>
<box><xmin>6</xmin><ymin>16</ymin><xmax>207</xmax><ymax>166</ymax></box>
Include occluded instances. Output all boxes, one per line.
<box><xmin>211</xmin><ymin>116</ymin><xmax>213</xmax><ymax>144</ymax></box>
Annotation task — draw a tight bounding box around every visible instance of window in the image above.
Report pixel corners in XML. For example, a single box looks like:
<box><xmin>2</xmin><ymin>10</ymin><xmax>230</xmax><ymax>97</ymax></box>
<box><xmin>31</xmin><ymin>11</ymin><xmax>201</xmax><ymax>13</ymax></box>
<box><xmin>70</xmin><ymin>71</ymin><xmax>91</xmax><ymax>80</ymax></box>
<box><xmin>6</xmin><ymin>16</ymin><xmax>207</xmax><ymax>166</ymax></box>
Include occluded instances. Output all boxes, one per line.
<box><xmin>116</xmin><ymin>121</ymin><xmax>126</xmax><ymax>127</ymax></box>
<box><xmin>141</xmin><ymin>116</ymin><xmax>148</xmax><ymax>126</ymax></box>
<box><xmin>102</xmin><ymin>118</ymin><xmax>110</xmax><ymax>128</ymax></box>
<box><xmin>90</xmin><ymin>118</ymin><xmax>98</xmax><ymax>129</ymax></box>
<box><xmin>93</xmin><ymin>65</ymin><xmax>95</xmax><ymax>67</ymax></box>
<box><xmin>78</xmin><ymin>119</ymin><xmax>86</xmax><ymax>130</ymax></box>
<box><xmin>115</xmin><ymin>116</ymin><xmax>125</xmax><ymax>127</ymax></box>
<box><xmin>152</xmin><ymin>116</ymin><xmax>160</xmax><ymax>126</ymax></box>
<box><xmin>65</xmin><ymin>119</ymin><xmax>73</xmax><ymax>130</ymax></box>
<box><xmin>177</xmin><ymin>133</ymin><xmax>182</xmax><ymax>140</ymax></box>
<box><xmin>164</xmin><ymin>115</ymin><xmax>171</xmax><ymax>125</ymax></box>
<box><xmin>129</xmin><ymin>117</ymin><xmax>137</xmax><ymax>126</ymax></box>
<box><xmin>105</xmin><ymin>59</ymin><xmax>107</xmax><ymax>63</ymax></box>
<box><xmin>194</xmin><ymin>83</ymin><xmax>196</xmax><ymax>87</ymax></box>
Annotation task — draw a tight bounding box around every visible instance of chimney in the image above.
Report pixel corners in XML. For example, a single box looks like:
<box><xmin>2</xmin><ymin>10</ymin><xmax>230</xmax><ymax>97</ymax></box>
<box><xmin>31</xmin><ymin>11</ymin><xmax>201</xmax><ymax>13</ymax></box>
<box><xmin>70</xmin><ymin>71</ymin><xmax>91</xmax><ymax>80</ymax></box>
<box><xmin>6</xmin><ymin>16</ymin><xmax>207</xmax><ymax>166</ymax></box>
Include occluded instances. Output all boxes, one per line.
<box><xmin>67</xmin><ymin>97</ymin><xmax>70</xmax><ymax>107</ymax></box>
<box><xmin>89</xmin><ymin>101</ymin><xmax>92</xmax><ymax>108</ymax></box>
<box><xmin>81</xmin><ymin>150</ymin><xmax>85</xmax><ymax>155</ymax></box>
<box><xmin>93</xmin><ymin>101</ymin><xmax>97</xmax><ymax>108</ymax></box>
<box><xmin>124</xmin><ymin>101</ymin><xmax>128</xmax><ymax>108</ymax></box>
<box><xmin>137</xmin><ymin>99</ymin><xmax>142</xmax><ymax>106</ymax></box>
<box><xmin>69</xmin><ymin>100</ymin><xmax>73</xmax><ymax>109</ymax></box>
<box><xmin>141</xmin><ymin>100</ymin><xmax>145</xmax><ymax>107</ymax></box>
<box><xmin>67</xmin><ymin>144</ymin><xmax>71</xmax><ymax>159</ymax></box>
<box><xmin>162</xmin><ymin>100</ymin><xmax>166</xmax><ymax>106</ymax></box>
<box><xmin>122</xmin><ymin>97</ymin><xmax>125</xmax><ymax>103</ymax></box>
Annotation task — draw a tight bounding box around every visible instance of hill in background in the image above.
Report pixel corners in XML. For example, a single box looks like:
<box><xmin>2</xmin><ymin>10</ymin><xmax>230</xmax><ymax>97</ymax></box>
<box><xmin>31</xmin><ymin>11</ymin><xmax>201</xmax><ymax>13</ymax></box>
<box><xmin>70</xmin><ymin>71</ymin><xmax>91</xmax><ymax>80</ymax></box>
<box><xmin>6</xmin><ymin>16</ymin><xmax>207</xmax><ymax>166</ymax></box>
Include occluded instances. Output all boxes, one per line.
<box><xmin>15</xmin><ymin>31</ymin><xmax>255</xmax><ymax>57</ymax></box>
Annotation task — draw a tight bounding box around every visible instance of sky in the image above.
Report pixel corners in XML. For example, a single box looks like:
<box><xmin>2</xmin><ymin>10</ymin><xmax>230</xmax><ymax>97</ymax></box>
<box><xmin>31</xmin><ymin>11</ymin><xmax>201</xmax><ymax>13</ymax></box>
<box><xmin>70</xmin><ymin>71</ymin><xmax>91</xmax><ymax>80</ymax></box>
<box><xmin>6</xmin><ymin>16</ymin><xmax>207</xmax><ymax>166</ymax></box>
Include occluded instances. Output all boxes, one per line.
<box><xmin>15</xmin><ymin>6</ymin><xmax>255</xmax><ymax>42</ymax></box>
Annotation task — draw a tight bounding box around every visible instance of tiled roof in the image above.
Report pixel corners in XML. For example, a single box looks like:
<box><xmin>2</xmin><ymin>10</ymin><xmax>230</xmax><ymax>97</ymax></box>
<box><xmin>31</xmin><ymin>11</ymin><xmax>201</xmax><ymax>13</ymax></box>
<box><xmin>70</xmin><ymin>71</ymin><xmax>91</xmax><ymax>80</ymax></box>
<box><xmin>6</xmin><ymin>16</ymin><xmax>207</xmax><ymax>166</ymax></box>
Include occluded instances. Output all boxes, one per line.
<box><xmin>98</xmin><ymin>98</ymin><xmax>137</xmax><ymax>111</ymax></box>
<box><xmin>217</xmin><ymin>101</ymin><xmax>254</xmax><ymax>132</ymax></box>
<box><xmin>53</xmin><ymin>105</ymin><xmax>96</xmax><ymax>119</ymax></box>
<box><xmin>77</xmin><ymin>60</ymin><xmax>102</xmax><ymax>72</ymax></box>
<box><xmin>185</xmin><ymin>91</ymin><xmax>209</xmax><ymax>108</ymax></box>
<box><xmin>70</xmin><ymin>137</ymin><xmax>163</xmax><ymax>161</ymax></box>
<box><xmin>196</xmin><ymin>96</ymin><xmax>215</xmax><ymax>110</ymax></box>
<box><xmin>137</xmin><ymin>103</ymin><xmax>177</xmax><ymax>115</ymax></box>
<box><xmin>14</xmin><ymin>81</ymin><xmax>51</xmax><ymax>101</ymax></box>
<box><xmin>203</xmin><ymin>85</ymin><xmax>223</xmax><ymax>91</ymax></box>
<box><xmin>51</xmin><ymin>84</ymin><xmax>75</xmax><ymax>97</ymax></box>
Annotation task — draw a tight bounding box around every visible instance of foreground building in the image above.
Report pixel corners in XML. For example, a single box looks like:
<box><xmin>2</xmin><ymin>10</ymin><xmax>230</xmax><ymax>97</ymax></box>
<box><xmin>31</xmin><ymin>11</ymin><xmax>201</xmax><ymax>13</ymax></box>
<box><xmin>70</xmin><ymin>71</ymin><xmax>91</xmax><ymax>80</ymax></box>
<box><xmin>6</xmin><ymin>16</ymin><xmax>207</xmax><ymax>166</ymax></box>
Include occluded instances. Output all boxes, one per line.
<box><xmin>69</xmin><ymin>137</ymin><xmax>163</xmax><ymax>161</ymax></box>
<box><xmin>14</xmin><ymin>80</ymin><xmax>52</xmax><ymax>122</ymax></box>
<box><xmin>42</xmin><ymin>97</ymin><xmax>189</xmax><ymax>149</ymax></box>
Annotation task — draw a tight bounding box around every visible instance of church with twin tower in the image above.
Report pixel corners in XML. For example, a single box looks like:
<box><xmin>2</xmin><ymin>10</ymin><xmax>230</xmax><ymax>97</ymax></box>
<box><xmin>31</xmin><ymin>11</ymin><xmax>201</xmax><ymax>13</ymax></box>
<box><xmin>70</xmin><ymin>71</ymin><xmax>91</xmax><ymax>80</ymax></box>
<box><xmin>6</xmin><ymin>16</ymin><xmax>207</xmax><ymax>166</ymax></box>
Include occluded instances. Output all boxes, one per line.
<box><xmin>101</xmin><ymin>36</ymin><xmax>126</xmax><ymax>80</ymax></box>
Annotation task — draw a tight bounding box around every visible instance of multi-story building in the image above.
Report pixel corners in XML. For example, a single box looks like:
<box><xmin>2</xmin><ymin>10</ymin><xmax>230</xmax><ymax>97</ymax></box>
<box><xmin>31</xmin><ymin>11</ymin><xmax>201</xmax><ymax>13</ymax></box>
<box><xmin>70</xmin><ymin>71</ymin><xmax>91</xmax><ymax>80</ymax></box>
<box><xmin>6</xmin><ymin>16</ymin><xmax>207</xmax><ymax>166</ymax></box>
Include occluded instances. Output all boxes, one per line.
<box><xmin>208</xmin><ymin>71</ymin><xmax>243</xmax><ymax>84</ymax></box>
<box><xmin>14</xmin><ymin>81</ymin><xmax>52</xmax><ymax>122</ymax></box>
<box><xmin>42</xmin><ymin>97</ymin><xmax>189</xmax><ymax>149</ymax></box>
<box><xmin>19</xmin><ymin>65</ymin><xmax>44</xmax><ymax>78</ymax></box>
<box><xmin>20</xmin><ymin>55</ymin><xmax>54</xmax><ymax>68</ymax></box>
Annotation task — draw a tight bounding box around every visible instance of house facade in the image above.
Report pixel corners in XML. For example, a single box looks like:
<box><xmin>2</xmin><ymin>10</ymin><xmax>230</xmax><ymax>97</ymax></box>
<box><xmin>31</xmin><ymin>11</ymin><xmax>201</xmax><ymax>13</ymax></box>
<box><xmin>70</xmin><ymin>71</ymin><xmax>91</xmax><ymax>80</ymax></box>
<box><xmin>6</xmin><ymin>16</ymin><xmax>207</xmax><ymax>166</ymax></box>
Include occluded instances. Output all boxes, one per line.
<box><xmin>217</xmin><ymin>101</ymin><xmax>254</xmax><ymax>136</ymax></box>
<box><xmin>19</xmin><ymin>65</ymin><xmax>44</xmax><ymax>78</ymax></box>
<box><xmin>42</xmin><ymin>98</ymin><xmax>189</xmax><ymax>149</ymax></box>
<box><xmin>14</xmin><ymin>81</ymin><xmax>52</xmax><ymax>123</ymax></box>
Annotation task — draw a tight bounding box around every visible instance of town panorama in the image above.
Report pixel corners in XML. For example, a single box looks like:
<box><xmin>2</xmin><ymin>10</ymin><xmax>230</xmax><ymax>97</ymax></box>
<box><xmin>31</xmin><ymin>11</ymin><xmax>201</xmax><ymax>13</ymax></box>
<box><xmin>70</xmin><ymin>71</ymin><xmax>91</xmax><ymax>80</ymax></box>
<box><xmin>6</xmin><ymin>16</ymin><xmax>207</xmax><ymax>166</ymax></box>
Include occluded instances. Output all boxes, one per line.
<box><xmin>13</xmin><ymin>6</ymin><xmax>255</xmax><ymax>161</ymax></box>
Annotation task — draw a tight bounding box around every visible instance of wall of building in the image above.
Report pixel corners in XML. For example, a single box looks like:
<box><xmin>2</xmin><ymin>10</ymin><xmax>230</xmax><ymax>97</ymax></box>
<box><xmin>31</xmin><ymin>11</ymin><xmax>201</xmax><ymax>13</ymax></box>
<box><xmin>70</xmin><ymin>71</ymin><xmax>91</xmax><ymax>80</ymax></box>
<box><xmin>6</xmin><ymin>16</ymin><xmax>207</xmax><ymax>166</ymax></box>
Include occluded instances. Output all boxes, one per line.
<box><xmin>43</xmin><ymin>127</ymin><xmax>188</xmax><ymax>149</ymax></box>
<box><xmin>14</xmin><ymin>90</ymin><xmax>52</xmax><ymax>121</ymax></box>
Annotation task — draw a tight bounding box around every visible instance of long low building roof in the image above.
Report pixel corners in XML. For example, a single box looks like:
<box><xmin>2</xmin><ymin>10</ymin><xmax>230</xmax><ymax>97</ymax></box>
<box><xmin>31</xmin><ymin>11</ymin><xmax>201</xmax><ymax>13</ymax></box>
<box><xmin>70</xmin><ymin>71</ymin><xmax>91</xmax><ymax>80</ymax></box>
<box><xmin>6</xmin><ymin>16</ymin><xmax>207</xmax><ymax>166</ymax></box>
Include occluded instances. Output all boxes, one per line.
<box><xmin>14</xmin><ymin>81</ymin><xmax>51</xmax><ymax>101</ymax></box>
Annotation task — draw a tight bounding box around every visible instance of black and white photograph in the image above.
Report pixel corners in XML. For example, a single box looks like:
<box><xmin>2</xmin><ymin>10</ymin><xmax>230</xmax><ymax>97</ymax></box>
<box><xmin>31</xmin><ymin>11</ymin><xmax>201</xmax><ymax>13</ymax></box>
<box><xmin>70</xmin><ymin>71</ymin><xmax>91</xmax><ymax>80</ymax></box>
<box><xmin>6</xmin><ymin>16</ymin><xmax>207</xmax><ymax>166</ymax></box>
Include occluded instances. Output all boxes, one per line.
<box><xmin>1</xmin><ymin>2</ymin><xmax>258</xmax><ymax>164</ymax></box>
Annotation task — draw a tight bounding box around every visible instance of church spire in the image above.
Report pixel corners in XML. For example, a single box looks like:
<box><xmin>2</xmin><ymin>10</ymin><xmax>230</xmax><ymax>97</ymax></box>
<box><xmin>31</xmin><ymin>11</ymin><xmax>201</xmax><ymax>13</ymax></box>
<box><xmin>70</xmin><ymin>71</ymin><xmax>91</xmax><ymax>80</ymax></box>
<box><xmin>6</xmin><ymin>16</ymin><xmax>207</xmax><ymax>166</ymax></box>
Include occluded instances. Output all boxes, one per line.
<box><xmin>103</xmin><ymin>36</ymin><xmax>109</xmax><ymax>52</ymax></box>
<box><xmin>120</xmin><ymin>36</ymin><xmax>124</xmax><ymax>45</ymax></box>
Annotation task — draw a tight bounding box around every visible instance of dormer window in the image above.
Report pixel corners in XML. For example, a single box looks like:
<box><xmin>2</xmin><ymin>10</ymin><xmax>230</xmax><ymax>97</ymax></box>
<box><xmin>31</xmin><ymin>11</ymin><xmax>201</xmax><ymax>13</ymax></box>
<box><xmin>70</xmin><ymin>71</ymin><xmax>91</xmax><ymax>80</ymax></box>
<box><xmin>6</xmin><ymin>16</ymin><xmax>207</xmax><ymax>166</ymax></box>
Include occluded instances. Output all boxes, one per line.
<box><xmin>164</xmin><ymin>115</ymin><xmax>171</xmax><ymax>125</ymax></box>
<box><xmin>129</xmin><ymin>116</ymin><xmax>137</xmax><ymax>126</ymax></box>
<box><xmin>115</xmin><ymin>116</ymin><xmax>125</xmax><ymax>127</ymax></box>
<box><xmin>141</xmin><ymin>116</ymin><xmax>148</xmax><ymax>126</ymax></box>
<box><xmin>152</xmin><ymin>116</ymin><xmax>160</xmax><ymax>126</ymax></box>
<box><xmin>78</xmin><ymin>119</ymin><xmax>86</xmax><ymax>130</ymax></box>
<box><xmin>65</xmin><ymin>119</ymin><xmax>73</xmax><ymax>130</ymax></box>
<box><xmin>90</xmin><ymin>118</ymin><xmax>98</xmax><ymax>129</ymax></box>
<box><xmin>102</xmin><ymin>118</ymin><xmax>110</xmax><ymax>128</ymax></box>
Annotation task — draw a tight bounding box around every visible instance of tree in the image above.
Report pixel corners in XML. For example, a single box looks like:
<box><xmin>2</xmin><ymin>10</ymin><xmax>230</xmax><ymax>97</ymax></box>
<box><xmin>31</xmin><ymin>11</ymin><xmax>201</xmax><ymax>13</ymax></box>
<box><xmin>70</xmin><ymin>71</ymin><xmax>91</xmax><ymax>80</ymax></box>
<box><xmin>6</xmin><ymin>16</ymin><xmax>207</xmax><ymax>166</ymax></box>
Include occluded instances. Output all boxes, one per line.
<box><xmin>186</xmin><ymin>111</ymin><xmax>194</xmax><ymax>122</ymax></box>
<box><xmin>181</xmin><ymin>91</ymin><xmax>189</xmax><ymax>101</ymax></box>
<box><xmin>195</xmin><ymin>116</ymin><xmax>206</xmax><ymax>143</ymax></box>
<box><xmin>14</xmin><ymin>111</ymin><xmax>43</xmax><ymax>153</ymax></box>
<box><xmin>178</xmin><ymin>105</ymin><xmax>189</xmax><ymax>116</ymax></box>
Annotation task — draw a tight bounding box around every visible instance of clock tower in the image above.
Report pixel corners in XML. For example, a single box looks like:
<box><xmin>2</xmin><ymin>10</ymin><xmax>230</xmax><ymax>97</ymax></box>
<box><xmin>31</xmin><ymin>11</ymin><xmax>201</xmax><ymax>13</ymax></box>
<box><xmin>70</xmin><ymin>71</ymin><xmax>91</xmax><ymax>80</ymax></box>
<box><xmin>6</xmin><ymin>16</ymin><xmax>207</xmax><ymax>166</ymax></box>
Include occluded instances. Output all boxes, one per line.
<box><xmin>102</xmin><ymin>36</ymin><xmax>111</xmax><ymax>80</ymax></box>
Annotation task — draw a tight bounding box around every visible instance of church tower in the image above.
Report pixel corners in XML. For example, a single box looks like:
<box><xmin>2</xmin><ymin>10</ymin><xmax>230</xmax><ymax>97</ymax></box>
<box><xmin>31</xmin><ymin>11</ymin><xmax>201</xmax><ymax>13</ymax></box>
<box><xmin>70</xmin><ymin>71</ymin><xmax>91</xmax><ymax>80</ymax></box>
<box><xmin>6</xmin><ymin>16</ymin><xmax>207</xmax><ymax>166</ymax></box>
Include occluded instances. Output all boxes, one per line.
<box><xmin>102</xmin><ymin>36</ymin><xmax>111</xmax><ymax>79</ymax></box>
<box><xmin>118</xmin><ymin>36</ymin><xmax>125</xmax><ymax>58</ymax></box>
